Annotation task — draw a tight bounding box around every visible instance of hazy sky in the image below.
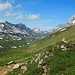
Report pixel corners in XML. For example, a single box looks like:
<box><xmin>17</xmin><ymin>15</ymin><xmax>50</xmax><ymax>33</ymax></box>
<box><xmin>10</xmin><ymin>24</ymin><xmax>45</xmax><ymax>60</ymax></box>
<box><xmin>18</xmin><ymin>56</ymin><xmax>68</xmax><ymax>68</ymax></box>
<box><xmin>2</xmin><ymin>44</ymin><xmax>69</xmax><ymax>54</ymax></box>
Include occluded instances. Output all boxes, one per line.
<box><xmin>0</xmin><ymin>0</ymin><xmax>75</xmax><ymax>30</ymax></box>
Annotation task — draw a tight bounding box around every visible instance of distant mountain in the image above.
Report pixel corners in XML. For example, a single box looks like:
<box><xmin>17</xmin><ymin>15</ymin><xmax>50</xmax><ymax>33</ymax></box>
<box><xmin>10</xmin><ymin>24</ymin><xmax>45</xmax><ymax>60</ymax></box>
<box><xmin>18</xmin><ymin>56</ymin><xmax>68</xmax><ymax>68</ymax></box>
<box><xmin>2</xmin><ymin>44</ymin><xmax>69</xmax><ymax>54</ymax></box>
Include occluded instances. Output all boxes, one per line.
<box><xmin>0</xmin><ymin>21</ymin><xmax>50</xmax><ymax>51</ymax></box>
<box><xmin>53</xmin><ymin>14</ymin><xmax>75</xmax><ymax>32</ymax></box>
<box><xmin>0</xmin><ymin>21</ymin><xmax>50</xmax><ymax>38</ymax></box>
<box><xmin>0</xmin><ymin>14</ymin><xmax>75</xmax><ymax>38</ymax></box>
<box><xmin>1</xmin><ymin>15</ymin><xmax>75</xmax><ymax>75</ymax></box>
<box><xmin>0</xmin><ymin>21</ymin><xmax>35</xmax><ymax>37</ymax></box>
<box><xmin>32</xmin><ymin>28</ymin><xmax>49</xmax><ymax>37</ymax></box>
<box><xmin>67</xmin><ymin>14</ymin><xmax>75</xmax><ymax>26</ymax></box>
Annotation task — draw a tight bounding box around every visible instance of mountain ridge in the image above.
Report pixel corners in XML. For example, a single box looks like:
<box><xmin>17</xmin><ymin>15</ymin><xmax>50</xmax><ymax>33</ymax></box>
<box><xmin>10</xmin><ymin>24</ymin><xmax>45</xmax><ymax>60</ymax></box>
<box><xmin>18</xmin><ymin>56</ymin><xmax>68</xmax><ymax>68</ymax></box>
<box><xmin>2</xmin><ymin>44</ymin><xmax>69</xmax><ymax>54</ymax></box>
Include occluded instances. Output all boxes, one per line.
<box><xmin>53</xmin><ymin>14</ymin><xmax>75</xmax><ymax>32</ymax></box>
<box><xmin>1</xmin><ymin>15</ymin><xmax>75</xmax><ymax>75</ymax></box>
<box><xmin>0</xmin><ymin>21</ymin><xmax>49</xmax><ymax>37</ymax></box>
<box><xmin>0</xmin><ymin>14</ymin><xmax>75</xmax><ymax>36</ymax></box>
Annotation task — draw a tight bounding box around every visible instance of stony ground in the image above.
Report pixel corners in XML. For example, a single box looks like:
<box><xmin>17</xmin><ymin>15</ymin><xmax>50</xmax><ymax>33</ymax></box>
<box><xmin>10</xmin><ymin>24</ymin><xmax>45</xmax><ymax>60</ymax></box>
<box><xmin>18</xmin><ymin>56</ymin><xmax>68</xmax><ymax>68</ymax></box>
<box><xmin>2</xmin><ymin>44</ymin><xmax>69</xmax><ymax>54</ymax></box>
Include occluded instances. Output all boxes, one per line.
<box><xmin>0</xmin><ymin>62</ymin><xmax>24</xmax><ymax>75</ymax></box>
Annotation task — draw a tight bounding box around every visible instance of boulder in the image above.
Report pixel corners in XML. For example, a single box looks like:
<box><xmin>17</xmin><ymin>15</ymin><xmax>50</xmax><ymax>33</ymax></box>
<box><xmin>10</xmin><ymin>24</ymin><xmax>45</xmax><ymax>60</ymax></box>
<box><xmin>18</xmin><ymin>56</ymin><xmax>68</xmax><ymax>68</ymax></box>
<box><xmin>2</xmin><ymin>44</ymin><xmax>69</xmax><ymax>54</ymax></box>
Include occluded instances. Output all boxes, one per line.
<box><xmin>21</xmin><ymin>66</ymin><xmax>27</xmax><ymax>71</ymax></box>
<box><xmin>44</xmin><ymin>55</ymin><xmax>48</xmax><ymax>59</ymax></box>
<box><xmin>13</xmin><ymin>64</ymin><xmax>19</xmax><ymax>69</ymax></box>
<box><xmin>62</xmin><ymin>38</ymin><xmax>68</xmax><ymax>43</ymax></box>
<box><xmin>60</xmin><ymin>45</ymin><xmax>67</xmax><ymax>50</ymax></box>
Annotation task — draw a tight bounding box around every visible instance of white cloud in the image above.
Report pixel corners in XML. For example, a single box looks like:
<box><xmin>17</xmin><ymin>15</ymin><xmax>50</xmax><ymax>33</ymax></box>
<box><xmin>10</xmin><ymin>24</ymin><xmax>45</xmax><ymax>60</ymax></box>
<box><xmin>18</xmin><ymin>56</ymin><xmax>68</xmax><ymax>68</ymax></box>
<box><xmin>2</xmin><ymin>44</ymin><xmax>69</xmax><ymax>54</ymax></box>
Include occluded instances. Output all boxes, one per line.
<box><xmin>11</xmin><ymin>13</ymin><xmax>16</xmax><ymax>16</ymax></box>
<box><xmin>15</xmin><ymin>4</ymin><xmax>21</xmax><ymax>8</ymax></box>
<box><xmin>5</xmin><ymin>11</ymin><xmax>10</xmax><ymax>16</ymax></box>
<box><xmin>17</xmin><ymin>11</ymin><xmax>22</xmax><ymax>15</ymax></box>
<box><xmin>25</xmin><ymin>14</ymin><xmax>40</xmax><ymax>20</ymax></box>
<box><xmin>15</xmin><ymin>11</ymin><xmax>24</xmax><ymax>19</ymax></box>
<box><xmin>16</xmin><ymin>14</ymin><xmax>24</xmax><ymax>19</ymax></box>
<box><xmin>0</xmin><ymin>2</ymin><xmax>12</xmax><ymax>11</ymax></box>
<box><xmin>5</xmin><ymin>11</ymin><xmax>16</xmax><ymax>17</ymax></box>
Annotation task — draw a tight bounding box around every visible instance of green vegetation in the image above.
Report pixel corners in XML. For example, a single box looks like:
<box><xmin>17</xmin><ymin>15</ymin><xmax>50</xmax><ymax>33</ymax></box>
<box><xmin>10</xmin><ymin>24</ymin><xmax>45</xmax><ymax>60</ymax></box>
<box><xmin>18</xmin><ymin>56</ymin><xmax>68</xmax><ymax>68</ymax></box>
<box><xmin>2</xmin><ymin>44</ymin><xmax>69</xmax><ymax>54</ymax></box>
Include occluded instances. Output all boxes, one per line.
<box><xmin>1</xmin><ymin>26</ymin><xmax>75</xmax><ymax>75</ymax></box>
<box><xmin>0</xmin><ymin>35</ymin><xmax>37</xmax><ymax>52</ymax></box>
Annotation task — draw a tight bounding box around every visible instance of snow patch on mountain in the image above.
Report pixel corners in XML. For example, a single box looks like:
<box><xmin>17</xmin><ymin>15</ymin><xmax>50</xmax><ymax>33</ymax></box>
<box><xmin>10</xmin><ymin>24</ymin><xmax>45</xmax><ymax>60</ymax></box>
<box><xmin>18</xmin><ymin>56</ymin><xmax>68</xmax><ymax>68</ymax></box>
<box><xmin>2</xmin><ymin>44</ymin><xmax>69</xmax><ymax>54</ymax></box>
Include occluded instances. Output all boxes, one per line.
<box><xmin>53</xmin><ymin>14</ymin><xmax>75</xmax><ymax>32</ymax></box>
<box><xmin>0</xmin><ymin>21</ymin><xmax>50</xmax><ymax>38</ymax></box>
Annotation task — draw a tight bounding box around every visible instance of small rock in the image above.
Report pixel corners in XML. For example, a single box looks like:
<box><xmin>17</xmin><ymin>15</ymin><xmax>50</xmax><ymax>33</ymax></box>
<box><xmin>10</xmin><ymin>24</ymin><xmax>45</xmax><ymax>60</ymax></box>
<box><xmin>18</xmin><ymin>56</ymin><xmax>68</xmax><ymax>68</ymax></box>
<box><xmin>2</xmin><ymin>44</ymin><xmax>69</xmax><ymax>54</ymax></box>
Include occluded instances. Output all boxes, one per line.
<box><xmin>7</xmin><ymin>61</ymin><xmax>14</xmax><ymax>65</ymax></box>
<box><xmin>7</xmin><ymin>66</ymin><xmax>11</xmax><ymax>68</ymax></box>
<box><xmin>13</xmin><ymin>64</ymin><xmax>19</xmax><ymax>69</ymax></box>
<box><xmin>62</xmin><ymin>38</ymin><xmax>68</xmax><ymax>43</ymax></box>
<box><xmin>21</xmin><ymin>66</ymin><xmax>27</xmax><ymax>71</ymax></box>
<box><xmin>3</xmin><ymin>71</ymin><xmax>7</xmax><ymax>75</ymax></box>
<box><xmin>44</xmin><ymin>55</ymin><xmax>48</xmax><ymax>59</ymax></box>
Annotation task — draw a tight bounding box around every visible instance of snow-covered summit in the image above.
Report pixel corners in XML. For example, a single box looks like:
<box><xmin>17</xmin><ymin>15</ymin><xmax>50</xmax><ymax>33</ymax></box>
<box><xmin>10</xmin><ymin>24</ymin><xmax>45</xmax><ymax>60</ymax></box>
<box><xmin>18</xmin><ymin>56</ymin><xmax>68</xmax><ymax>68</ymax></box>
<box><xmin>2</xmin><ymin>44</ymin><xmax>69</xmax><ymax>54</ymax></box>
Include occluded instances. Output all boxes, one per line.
<box><xmin>53</xmin><ymin>14</ymin><xmax>75</xmax><ymax>32</ymax></box>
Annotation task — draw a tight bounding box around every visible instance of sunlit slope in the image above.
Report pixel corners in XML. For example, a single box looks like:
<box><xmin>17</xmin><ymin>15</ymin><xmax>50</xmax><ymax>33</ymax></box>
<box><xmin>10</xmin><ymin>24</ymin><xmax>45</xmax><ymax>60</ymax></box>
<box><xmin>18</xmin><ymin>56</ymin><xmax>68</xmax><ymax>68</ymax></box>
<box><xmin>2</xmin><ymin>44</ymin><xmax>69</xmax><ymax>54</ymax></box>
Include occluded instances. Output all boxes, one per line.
<box><xmin>26</xmin><ymin>26</ymin><xmax>75</xmax><ymax>53</ymax></box>
<box><xmin>0</xmin><ymin>26</ymin><xmax>75</xmax><ymax>66</ymax></box>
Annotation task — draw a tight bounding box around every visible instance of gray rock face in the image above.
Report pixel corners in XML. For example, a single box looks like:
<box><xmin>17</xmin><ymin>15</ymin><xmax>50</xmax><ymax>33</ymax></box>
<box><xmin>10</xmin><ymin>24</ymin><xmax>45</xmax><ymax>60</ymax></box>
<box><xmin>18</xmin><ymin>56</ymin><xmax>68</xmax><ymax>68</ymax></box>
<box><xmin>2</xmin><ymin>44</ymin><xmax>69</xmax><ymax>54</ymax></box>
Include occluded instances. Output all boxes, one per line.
<box><xmin>67</xmin><ymin>15</ymin><xmax>75</xmax><ymax>26</ymax></box>
<box><xmin>52</xmin><ymin>14</ymin><xmax>75</xmax><ymax>32</ymax></box>
<box><xmin>0</xmin><ymin>21</ymin><xmax>50</xmax><ymax>37</ymax></box>
<box><xmin>31</xmin><ymin>28</ymin><xmax>50</xmax><ymax>37</ymax></box>
<box><xmin>0</xmin><ymin>21</ymin><xmax>35</xmax><ymax>37</ymax></box>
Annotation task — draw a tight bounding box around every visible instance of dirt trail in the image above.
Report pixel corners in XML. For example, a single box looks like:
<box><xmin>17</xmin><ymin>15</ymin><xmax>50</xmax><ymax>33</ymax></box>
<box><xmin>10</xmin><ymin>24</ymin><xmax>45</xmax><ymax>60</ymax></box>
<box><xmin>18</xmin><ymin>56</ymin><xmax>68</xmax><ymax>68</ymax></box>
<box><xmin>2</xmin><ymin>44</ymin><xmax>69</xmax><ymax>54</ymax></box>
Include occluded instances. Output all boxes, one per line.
<box><xmin>0</xmin><ymin>62</ymin><xmax>24</xmax><ymax>75</ymax></box>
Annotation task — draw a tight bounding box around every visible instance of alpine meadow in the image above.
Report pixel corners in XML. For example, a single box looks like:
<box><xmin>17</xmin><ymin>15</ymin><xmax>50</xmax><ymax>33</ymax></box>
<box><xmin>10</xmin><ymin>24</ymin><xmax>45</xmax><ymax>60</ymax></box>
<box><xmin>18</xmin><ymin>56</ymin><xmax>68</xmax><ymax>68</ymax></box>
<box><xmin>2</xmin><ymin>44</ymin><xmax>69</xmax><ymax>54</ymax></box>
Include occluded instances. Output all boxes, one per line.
<box><xmin>0</xmin><ymin>0</ymin><xmax>75</xmax><ymax>75</ymax></box>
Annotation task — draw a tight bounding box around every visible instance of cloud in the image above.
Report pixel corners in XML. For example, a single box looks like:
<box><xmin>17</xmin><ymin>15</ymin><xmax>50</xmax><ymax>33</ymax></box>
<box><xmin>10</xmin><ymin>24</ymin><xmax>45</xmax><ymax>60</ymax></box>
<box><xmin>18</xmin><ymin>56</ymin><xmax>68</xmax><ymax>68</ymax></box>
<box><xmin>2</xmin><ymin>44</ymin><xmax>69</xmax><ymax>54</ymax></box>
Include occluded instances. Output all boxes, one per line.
<box><xmin>5</xmin><ymin>11</ymin><xmax>16</xmax><ymax>17</ymax></box>
<box><xmin>16</xmin><ymin>14</ymin><xmax>24</xmax><ymax>19</ymax></box>
<box><xmin>25</xmin><ymin>14</ymin><xmax>40</xmax><ymax>20</ymax></box>
<box><xmin>0</xmin><ymin>2</ymin><xmax>12</xmax><ymax>11</ymax></box>
<box><xmin>17</xmin><ymin>11</ymin><xmax>22</xmax><ymax>15</ymax></box>
<box><xmin>4</xmin><ymin>11</ymin><xmax>23</xmax><ymax>20</ymax></box>
<box><xmin>5</xmin><ymin>11</ymin><xmax>10</xmax><ymax>16</ymax></box>
<box><xmin>15</xmin><ymin>11</ymin><xmax>24</xmax><ymax>19</ymax></box>
<box><xmin>15</xmin><ymin>4</ymin><xmax>21</xmax><ymax>8</ymax></box>
<box><xmin>11</xmin><ymin>13</ymin><xmax>16</xmax><ymax>16</ymax></box>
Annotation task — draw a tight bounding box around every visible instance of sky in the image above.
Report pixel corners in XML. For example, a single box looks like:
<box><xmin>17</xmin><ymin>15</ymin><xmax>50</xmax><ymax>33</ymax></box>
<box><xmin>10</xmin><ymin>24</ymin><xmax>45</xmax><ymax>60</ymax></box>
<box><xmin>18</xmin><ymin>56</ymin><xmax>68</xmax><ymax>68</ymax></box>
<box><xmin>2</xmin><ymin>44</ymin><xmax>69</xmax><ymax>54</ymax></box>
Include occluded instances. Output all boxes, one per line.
<box><xmin>0</xmin><ymin>0</ymin><xmax>75</xmax><ymax>30</ymax></box>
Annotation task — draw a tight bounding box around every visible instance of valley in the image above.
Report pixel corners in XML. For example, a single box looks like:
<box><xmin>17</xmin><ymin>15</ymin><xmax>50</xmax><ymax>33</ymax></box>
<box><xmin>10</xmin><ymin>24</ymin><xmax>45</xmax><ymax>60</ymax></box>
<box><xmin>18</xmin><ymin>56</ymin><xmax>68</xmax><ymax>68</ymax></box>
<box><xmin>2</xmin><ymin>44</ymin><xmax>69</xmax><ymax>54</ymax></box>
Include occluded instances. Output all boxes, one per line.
<box><xmin>0</xmin><ymin>24</ymin><xmax>75</xmax><ymax>75</ymax></box>
<box><xmin>0</xmin><ymin>0</ymin><xmax>75</xmax><ymax>75</ymax></box>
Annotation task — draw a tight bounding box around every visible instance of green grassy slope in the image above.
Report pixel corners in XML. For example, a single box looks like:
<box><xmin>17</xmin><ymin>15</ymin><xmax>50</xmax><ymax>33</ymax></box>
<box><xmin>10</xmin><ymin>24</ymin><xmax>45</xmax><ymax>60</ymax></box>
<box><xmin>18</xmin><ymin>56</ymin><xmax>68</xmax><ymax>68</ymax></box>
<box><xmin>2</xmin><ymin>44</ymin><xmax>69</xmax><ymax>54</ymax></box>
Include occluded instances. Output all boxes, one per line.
<box><xmin>1</xmin><ymin>26</ymin><xmax>75</xmax><ymax>75</ymax></box>
<box><xmin>0</xmin><ymin>26</ymin><xmax>75</xmax><ymax>65</ymax></box>
<box><xmin>0</xmin><ymin>35</ymin><xmax>37</xmax><ymax>52</ymax></box>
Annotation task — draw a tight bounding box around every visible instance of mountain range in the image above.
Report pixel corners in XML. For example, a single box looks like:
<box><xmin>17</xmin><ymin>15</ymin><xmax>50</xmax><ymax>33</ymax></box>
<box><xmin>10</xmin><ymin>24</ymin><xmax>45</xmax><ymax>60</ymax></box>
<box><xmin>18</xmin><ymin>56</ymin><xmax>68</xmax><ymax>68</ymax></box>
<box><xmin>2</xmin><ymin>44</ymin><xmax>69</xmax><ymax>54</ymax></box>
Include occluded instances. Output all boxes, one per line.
<box><xmin>1</xmin><ymin>15</ymin><xmax>75</xmax><ymax>75</ymax></box>
<box><xmin>0</xmin><ymin>15</ymin><xmax>75</xmax><ymax>75</ymax></box>
<box><xmin>0</xmin><ymin>21</ymin><xmax>49</xmax><ymax>37</ymax></box>
<box><xmin>0</xmin><ymin>15</ymin><xmax>75</xmax><ymax>38</ymax></box>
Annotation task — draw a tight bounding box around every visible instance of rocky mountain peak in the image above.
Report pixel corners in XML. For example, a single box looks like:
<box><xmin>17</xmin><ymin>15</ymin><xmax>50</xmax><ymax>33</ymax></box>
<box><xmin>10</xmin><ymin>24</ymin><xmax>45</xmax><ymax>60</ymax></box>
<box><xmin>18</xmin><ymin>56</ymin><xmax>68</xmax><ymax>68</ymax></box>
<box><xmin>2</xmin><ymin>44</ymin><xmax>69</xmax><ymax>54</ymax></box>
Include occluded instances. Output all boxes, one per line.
<box><xmin>67</xmin><ymin>14</ymin><xmax>75</xmax><ymax>26</ymax></box>
<box><xmin>69</xmin><ymin>14</ymin><xmax>75</xmax><ymax>21</ymax></box>
<box><xmin>0</xmin><ymin>21</ymin><xmax>49</xmax><ymax>37</ymax></box>
<box><xmin>53</xmin><ymin>14</ymin><xmax>75</xmax><ymax>32</ymax></box>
